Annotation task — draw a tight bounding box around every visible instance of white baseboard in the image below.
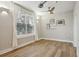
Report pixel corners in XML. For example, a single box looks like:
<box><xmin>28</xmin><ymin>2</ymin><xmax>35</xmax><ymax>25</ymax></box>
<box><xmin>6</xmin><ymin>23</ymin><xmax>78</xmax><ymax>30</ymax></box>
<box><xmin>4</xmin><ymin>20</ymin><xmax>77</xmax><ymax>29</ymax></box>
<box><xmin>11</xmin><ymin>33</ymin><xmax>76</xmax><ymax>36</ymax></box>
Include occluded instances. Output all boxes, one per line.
<box><xmin>40</xmin><ymin>38</ymin><xmax>74</xmax><ymax>43</ymax></box>
<box><xmin>0</xmin><ymin>48</ymin><xmax>13</xmax><ymax>55</ymax></box>
<box><xmin>0</xmin><ymin>39</ymin><xmax>39</xmax><ymax>55</ymax></box>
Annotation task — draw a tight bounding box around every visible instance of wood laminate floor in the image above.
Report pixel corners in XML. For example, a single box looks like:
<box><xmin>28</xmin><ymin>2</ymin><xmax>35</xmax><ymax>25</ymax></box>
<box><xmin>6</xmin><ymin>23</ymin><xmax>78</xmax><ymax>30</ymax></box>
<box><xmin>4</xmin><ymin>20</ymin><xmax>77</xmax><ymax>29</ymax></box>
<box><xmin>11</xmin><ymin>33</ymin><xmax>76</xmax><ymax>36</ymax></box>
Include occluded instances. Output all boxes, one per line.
<box><xmin>0</xmin><ymin>39</ymin><xmax>76</xmax><ymax>57</ymax></box>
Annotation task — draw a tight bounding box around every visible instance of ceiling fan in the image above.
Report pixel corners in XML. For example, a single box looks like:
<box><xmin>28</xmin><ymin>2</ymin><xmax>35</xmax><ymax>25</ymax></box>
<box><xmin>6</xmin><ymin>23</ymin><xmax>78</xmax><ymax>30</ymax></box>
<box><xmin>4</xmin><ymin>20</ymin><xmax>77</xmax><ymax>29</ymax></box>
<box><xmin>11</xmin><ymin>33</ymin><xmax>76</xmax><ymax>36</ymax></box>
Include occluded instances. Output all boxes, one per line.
<box><xmin>38</xmin><ymin>1</ymin><xmax>56</xmax><ymax>14</ymax></box>
<box><xmin>42</xmin><ymin>7</ymin><xmax>55</xmax><ymax>14</ymax></box>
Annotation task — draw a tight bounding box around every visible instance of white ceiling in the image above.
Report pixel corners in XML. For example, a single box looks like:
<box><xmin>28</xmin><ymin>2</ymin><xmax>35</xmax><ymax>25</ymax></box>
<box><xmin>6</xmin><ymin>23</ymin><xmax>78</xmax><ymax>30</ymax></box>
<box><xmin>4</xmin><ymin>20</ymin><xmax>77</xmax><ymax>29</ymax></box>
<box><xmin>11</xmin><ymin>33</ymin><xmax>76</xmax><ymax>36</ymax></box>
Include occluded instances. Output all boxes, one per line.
<box><xmin>15</xmin><ymin>1</ymin><xmax>75</xmax><ymax>15</ymax></box>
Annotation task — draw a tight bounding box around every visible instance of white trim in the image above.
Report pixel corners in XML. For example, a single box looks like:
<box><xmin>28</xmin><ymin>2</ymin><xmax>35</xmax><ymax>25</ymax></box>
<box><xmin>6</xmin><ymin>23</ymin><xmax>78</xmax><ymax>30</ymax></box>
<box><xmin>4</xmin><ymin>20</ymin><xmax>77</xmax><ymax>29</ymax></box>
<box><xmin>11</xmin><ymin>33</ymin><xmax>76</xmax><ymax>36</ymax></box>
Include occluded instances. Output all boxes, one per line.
<box><xmin>0</xmin><ymin>48</ymin><xmax>13</xmax><ymax>55</ymax></box>
<box><xmin>73</xmin><ymin>41</ymin><xmax>77</xmax><ymax>47</ymax></box>
<box><xmin>17</xmin><ymin>33</ymin><xmax>35</xmax><ymax>39</ymax></box>
<box><xmin>77</xmin><ymin>47</ymin><xmax>79</xmax><ymax>57</ymax></box>
<box><xmin>12</xmin><ymin>2</ymin><xmax>18</xmax><ymax>47</ymax></box>
<box><xmin>0</xmin><ymin>40</ymin><xmax>39</xmax><ymax>55</ymax></box>
<box><xmin>40</xmin><ymin>38</ymin><xmax>74</xmax><ymax>43</ymax></box>
<box><xmin>33</xmin><ymin>12</ymin><xmax>39</xmax><ymax>40</ymax></box>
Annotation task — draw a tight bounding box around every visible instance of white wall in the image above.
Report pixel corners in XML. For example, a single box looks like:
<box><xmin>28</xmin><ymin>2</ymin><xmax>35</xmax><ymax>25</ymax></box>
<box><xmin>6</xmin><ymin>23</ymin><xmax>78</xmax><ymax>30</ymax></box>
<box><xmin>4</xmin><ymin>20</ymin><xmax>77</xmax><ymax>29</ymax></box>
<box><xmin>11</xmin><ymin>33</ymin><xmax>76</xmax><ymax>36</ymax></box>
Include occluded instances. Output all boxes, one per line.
<box><xmin>38</xmin><ymin>11</ymin><xmax>73</xmax><ymax>42</ymax></box>
<box><xmin>36</xmin><ymin>16</ymin><xmax>43</xmax><ymax>39</ymax></box>
<box><xmin>0</xmin><ymin>2</ymin><xmax>13</xmax><ymax>50</ymax></box>
<box><xmin>74</xmin><ymin>1</ymin><xmax>79</xmax><ymax>57</ymax></box>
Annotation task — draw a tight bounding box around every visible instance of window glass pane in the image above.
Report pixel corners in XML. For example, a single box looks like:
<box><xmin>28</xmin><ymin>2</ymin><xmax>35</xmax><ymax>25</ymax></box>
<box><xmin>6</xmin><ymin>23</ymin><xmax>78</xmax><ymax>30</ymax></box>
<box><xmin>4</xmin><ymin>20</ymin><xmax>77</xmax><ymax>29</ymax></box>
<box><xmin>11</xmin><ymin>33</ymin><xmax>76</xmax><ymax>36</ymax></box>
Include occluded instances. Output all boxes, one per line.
<box><xmin>17</xmin><ymin>13</ymin><xmax>26</xmax><ymax>35</ymax></box>
<box><xmin>27</xmin><ymin>16</ymin><xmax>34</xmax><ymax>33</ymax></box>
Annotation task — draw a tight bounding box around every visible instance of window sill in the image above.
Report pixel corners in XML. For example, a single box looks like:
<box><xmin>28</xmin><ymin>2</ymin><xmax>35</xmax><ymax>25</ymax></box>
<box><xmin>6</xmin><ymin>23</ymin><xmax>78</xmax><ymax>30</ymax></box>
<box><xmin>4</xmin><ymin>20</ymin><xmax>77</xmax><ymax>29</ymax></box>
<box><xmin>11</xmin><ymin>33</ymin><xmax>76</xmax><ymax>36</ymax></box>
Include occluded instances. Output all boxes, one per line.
<box><xmin>17</xmin><ymin>33</ymin><xmax>35</xmax><ymax>39</ymax></box>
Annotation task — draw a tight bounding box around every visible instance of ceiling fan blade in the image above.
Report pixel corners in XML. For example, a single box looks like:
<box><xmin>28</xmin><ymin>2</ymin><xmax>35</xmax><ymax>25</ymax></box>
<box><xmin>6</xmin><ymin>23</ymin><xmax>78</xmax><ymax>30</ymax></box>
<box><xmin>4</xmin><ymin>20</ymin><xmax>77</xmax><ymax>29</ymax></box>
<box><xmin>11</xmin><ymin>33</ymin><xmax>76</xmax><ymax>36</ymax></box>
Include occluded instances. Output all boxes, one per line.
<box><xmin>51</xmin><ymin>7</ymin><xmax>55</xmax><ymax>11</ymax></box>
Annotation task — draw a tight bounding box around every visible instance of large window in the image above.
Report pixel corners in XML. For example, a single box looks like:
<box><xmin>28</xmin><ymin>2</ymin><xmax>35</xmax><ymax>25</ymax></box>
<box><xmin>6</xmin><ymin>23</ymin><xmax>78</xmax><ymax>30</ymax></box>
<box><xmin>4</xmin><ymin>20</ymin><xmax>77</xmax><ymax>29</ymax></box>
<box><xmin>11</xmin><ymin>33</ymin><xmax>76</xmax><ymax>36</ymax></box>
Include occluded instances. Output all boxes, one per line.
<box><xmin>16</xmin><ymin>7</ymin><xmax>34</xmax><ymax>37</ymax></box>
